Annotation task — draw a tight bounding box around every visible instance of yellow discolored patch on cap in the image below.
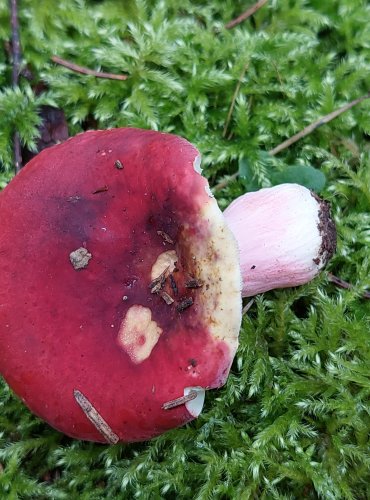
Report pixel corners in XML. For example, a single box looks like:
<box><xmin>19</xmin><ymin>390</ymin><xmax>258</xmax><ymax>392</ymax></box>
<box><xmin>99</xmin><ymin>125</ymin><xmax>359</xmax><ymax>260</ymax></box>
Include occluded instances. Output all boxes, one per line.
<box><xmin>117</xmin><ymin>305</ymin><xmax>163</xmax><ymax>363</ymax></box>
<box><xmin>178</xmin><ymin>200</ymin><xmax>242</xmax><ymax>358</ymax></box>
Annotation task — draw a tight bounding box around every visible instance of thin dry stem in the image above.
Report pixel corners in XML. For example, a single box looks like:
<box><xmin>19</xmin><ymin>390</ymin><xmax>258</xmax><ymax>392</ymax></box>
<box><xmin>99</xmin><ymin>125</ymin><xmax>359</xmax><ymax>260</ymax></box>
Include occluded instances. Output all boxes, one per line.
<box><xmin>9</xmin><ymin>0</ymin><xmax>22</xmax><ymax>173</ymax></box>
<box><xmin>74</xmin><ymin>389</ymin><xmax>119</xmax><ymax>444</ymax></box>
<box><xmin>213</xmin><ymin>91</ymin><xmax>370</xmax><ymax>192</ymax></box>
<box><xmin>51</xmin><ymin>55</ymin><xmax>128</xmax><ymax>81</ymax></box>
<box><xmin>328</xmin><ymin>273</ymin><xmax>370</xmax><ymax>300</ymax></box>
<box><xmin>223</xmin><ymin>63</ymin><xmax>249</xmax><ymax>138</ymax></box>
<box><xmin>269</xmin><ymin>92</ymin><xmax>370</xmax><ymax>156</ymax></box>
<box><xmin>225</xmin><ymin>0</ymin><xmax>269</xmax><ymax>29</ymax></box>
<box><xmin>271</xmin><ymin>60</ymin><xmax>283</xmax><ymax>87</ymax></box>
<box><xmin>162</xmin><ymin>390</ymin><xmax>198</xmax><ymax>410</ymax></box>
<box><xmin>10</xmin><ymin>0</ymin><xmax>21</xmax><ymax>85</ymax></box>
<box><xmin>13</xmin><ymin>132</ymin><xmax>22</xmax><ymax>174</ymax></box>
<box><xmin>212</xmin><ymin>172</ymin><xmax>238</xmax><ymax>193</ymax></box>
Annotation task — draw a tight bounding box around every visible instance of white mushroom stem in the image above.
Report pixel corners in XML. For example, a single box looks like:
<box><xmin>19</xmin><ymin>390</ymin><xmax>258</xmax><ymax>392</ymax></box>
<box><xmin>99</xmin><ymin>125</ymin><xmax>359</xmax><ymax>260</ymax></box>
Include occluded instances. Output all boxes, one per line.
<box><xmin>223</xmin><ymin>184</ymin><xmax>337</xmax><ymax>297</ymax></box>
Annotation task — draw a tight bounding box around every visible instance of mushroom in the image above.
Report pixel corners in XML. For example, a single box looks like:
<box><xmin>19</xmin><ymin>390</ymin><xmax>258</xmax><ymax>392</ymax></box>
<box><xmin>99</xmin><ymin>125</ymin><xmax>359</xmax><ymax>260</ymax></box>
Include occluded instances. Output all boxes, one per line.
<box><xmin>0</xmin><ymin>129</ymin><xmax>242</xmax><ymax>443</ymax></box>
<box><xmin>0</xmin><ymin>128</ymin><xmax>336</xmax><ymax>443</ymax></box>
<box><xmin>224</xmin><ymin>183</ymin><xmax>337</xmax><ymax>297</ymax></box>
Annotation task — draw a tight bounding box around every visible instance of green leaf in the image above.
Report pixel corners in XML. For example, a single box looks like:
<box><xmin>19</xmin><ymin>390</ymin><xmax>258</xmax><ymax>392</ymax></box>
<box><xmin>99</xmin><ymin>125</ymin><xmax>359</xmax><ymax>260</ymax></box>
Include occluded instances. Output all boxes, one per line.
<box><xmin>238</xmin><ymin>157</ymin><xmax>263</xmax><ymax>192</ymax></box>
<box><xmin>271</xmin><ymin>165</ymin><xmax>327</xmax><ymax>192</ymax></box>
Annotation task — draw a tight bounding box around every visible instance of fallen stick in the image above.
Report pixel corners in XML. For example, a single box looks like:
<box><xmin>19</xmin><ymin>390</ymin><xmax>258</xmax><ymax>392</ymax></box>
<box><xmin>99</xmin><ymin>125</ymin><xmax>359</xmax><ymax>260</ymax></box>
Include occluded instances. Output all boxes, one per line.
<box><xmin>213</xmin><ymin>91</ymin><xmax>370</xmax><ymax>191</ymax></box>
<box><xmin>223</xmin><ymin>63</ymin><xmax>249</xmax><ymax>138</ymax></box>
<box><xmin>225</xmin><ymin>0</ymin><xmax>269</xmax><ymax>30</ymax></box>
<box><xmin>9</xmin><ymin>0</ymin><xmax>22</xmax><ymax>173</ymax></box>
<box><xmin>269</xmin><ymin>92</ymin><xmax>370</xmax><ymax>156</ymax></box>
<box><xmin>328</xmin><ymin>273</ymin><xmax>370</xmax><ymax>300</ymax></box>
<box><xmin>51</xmin><ymin>55</ymin><xmax>128</xmax><ymax>81</ymax></box>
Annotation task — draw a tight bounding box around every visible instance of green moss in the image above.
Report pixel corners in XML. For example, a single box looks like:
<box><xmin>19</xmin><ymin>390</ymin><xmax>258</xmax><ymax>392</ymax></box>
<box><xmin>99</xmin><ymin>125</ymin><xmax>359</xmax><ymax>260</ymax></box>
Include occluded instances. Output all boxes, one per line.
<box><xmin>0</xmin><ymin>1</ymin><xmax>369</xmax><ymax>498</ymax></box>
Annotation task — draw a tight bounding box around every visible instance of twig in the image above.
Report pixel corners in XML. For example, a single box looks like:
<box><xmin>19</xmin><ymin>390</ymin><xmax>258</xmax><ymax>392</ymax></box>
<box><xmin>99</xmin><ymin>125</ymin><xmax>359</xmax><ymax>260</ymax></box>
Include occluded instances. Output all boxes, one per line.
<box><xmin>10</xmin><ymin>0</ymin><xmax>21</xmax><ymax>85</ymax></box>
<box><xmin>327</xmin><ymin>273</ymin><xmax>370</xmax><ymax>300</ymax></box>
<box><xmin>225</xmin><ymin>0</ymin><xmax>269</xmax><ymax>29</ymax></box>
<box><xmin>13</xmin><ymin>132</ymin><xmax>22</xmax><ymax>173</ymax></box>
<box><xmin>51</xmin><ymin>55</ymin><xmax>128</xmax><ymax>81</ymax></box>
<box><xmin>213</xmin><ymin>91</ymin><xmax>370</xmax><ymax>192</ymax></box>
<box><xmin>74</xmin><ymin>389</ymin><xmax>119</xmax><ymax>444</ymax></box>
<box><xmin>271</xmin><ymin>60</ymin><xmax>283</xmax><ymax>87</ymax></box>
<box><xmin>9</xmin><ymin>0</ymin><xmax>22</xmax><ymax>174</ymax></box>
<box><xmin>162</xmin><ymin>390</ymin><xmax>198</xmax><ymax>410</ymax></box>
<box><xmin>269</xmin><ymin>91</ymin><xmax>370</xmax><ymax>156</ymax></box>
<box><xmin>212</xmin><ymin>172</ymin><xmax>239</xmax><ymax>192</ymax></box>
<box><xmin>223</xmin><ymin>63</ymin><xmax>249</xmax><ymax>138</ymax></box>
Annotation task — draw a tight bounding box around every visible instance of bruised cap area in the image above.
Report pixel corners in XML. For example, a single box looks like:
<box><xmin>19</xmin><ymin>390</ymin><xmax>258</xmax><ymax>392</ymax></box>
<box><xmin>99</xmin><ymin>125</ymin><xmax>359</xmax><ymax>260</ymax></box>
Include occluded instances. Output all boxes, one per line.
<box><xmin>0</xmin><ymin>128</ymin><xmax>241</xmax><ymax>443</ymax></box>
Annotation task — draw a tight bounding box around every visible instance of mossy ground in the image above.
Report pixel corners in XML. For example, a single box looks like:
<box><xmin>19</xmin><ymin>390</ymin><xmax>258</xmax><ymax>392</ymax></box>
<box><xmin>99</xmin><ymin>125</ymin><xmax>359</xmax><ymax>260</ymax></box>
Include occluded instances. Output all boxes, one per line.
<box><xmin>0</xmin><ymin>1</ymin><xmax>369</xmax><ymax>498</ymax></box>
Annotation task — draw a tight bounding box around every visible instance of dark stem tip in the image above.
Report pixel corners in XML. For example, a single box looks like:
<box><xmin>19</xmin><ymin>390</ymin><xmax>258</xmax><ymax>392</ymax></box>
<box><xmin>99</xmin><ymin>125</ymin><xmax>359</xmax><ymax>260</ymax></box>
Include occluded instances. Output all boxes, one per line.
<box><xmin>311</xmin><ymin>192</ymin><xmax>337</xmax><ymax>267</ymax></box>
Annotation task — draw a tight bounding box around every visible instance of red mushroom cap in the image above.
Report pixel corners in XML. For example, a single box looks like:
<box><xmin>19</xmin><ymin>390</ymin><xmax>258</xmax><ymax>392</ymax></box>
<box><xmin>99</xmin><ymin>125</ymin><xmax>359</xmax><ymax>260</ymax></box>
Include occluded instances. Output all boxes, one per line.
<box><xmin>0</xmin><ymin>128</ymin><xmax>241</xmax><ymax>443</ymax></box>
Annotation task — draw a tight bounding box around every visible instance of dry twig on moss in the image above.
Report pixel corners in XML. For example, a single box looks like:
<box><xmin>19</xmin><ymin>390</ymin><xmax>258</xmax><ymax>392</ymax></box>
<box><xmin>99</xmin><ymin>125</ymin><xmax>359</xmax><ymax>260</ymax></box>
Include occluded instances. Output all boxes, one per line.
<box><xmin>51</xmin><ymin>56</ymin><xmax>128</xmax><ymax>81</ymax></box>
<box><xmin>328</xmin><ymin>273</ymin><xmax>370</xmax><ymax>300</ymax></box>
<box><xmin>223</xmin><ymin>63</ymin><xmax>249</xmax><ymax>138</ymax></box>
<box><xmin>213</xmin><ymin>91</ymin><xmax>370</xmax><ymax>192</ymax></box>
<box><xmin>9</xmin><ymin>0</ymin><xmax>22</xmax><ymax>173</ymax></box>
<box><xmin>225</xmin><ymin>0</ymin><xmax>269</xmax><ymax>29</ymax></box>
<box><xmin>269</xmin><ymin>92</ymin><xmax>370</xmax><ymax>156</ymax></box>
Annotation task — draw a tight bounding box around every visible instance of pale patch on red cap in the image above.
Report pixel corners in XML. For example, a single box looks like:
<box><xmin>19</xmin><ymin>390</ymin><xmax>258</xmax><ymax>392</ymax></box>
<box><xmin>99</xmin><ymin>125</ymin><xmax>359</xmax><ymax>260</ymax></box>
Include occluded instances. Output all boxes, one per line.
<box><xmin>117</xmin><ymin>305</ymin><xmax>163</xmax><ymax>363</ymax></box>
